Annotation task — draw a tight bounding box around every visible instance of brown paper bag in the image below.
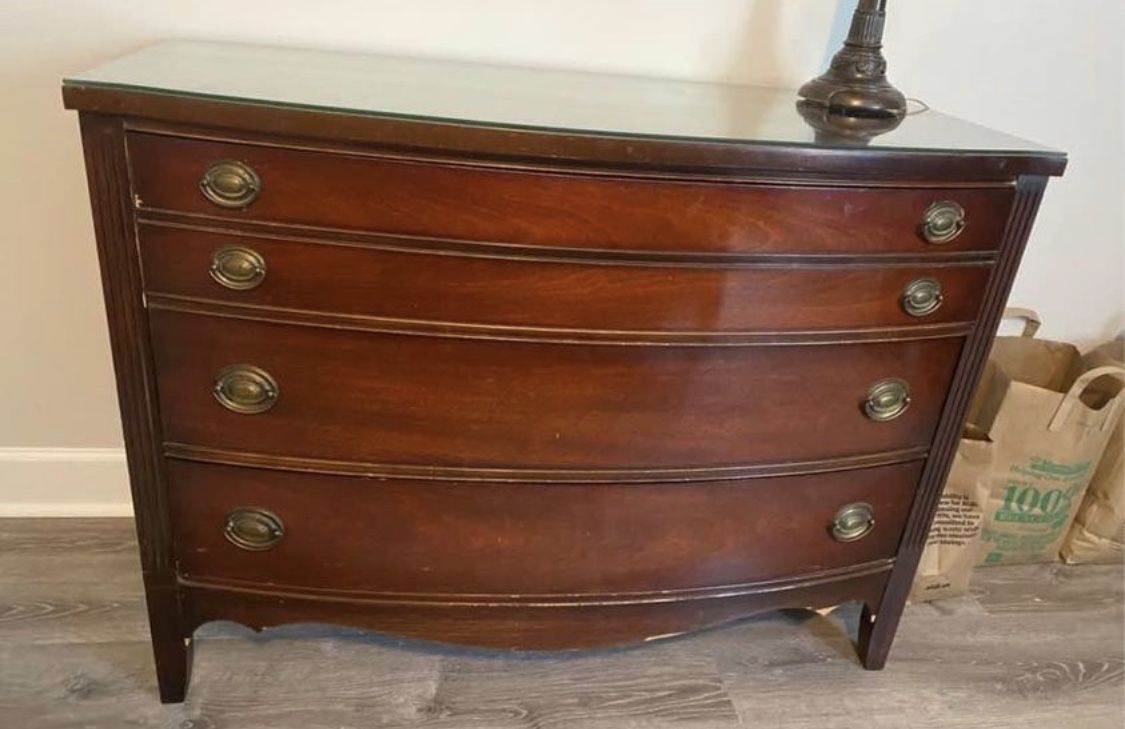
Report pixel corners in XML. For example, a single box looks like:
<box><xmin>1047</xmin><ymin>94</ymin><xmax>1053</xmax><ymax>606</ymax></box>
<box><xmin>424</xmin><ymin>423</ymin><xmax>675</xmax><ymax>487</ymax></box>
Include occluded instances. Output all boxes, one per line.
<box><xmin>910</xmin><ymin>435</ymin><xmax>992</xmax><ymax>602</ymax></box>
<box><xmin>1061</xmin><ymin>337</ymin><xmax>1125</xmax><ymax>564</ymax></box>
<box><xmin>975</xmin><ymin>309</ymin><xmax>1125</xmax><ymax>566</ymax></box>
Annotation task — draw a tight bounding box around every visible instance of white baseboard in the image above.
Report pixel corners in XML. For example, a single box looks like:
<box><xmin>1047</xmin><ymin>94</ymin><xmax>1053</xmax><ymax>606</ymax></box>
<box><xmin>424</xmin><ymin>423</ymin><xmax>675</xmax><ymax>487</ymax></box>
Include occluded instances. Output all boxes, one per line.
<box><xmin>0</xmin><ymin>448</ymin><xmax>133</xmax><ymax>517</ymax></box>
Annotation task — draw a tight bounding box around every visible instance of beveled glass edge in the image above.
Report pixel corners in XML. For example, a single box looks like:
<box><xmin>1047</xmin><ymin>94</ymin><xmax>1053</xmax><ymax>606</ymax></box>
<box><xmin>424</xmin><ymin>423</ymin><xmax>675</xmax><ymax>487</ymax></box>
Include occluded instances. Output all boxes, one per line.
<box><xmin>62</xmin><ymin>76</ymin><xmax>1066</xmax><ymax>161</ymax></box>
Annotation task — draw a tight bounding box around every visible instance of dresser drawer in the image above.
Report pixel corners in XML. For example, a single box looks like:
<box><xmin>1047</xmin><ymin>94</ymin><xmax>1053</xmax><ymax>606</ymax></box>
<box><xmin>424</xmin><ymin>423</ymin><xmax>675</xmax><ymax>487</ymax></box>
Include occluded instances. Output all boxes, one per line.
<box><xmin>169</xmin><ymin>459</ymin><xmax>919</xmax><ymax>595</ymax></box>
<box><xmin>128</xmin><ymin>133</ymin><xmax>1014</xmax><ymax>256</ymax></box>
<box><xmin>140</xmin><ymin>225</ymin><xmax>992</xmax><ymax>333</ymax></box>
<box><xmin>149</xmin><ymin>309</ymin><xmax>962</xmax><ymax>469</ymax></box>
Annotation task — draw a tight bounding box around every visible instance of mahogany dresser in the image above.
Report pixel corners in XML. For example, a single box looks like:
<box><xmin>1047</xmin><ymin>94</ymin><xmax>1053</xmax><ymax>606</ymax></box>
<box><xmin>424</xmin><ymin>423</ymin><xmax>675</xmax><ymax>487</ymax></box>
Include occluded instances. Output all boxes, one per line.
<box><xmin>63</xmin><ymin>41</ymin><xmax>1066</xmax><ymax>702</ymax></box>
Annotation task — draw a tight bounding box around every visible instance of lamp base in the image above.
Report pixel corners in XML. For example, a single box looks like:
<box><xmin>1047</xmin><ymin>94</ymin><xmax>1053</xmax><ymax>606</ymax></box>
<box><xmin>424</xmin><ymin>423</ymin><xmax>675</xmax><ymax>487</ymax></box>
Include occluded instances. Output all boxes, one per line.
<box><xmin>796</xmin><ymin>99</ymin><xmax>904</xmax><ymax>145</ymax></box>
<box><xmin>798</xmin><ymin>69</ymin><xmax>906</xmax><ymax>119</ymax></box>
<box><xmin>798</xmin><ymin>1</ymin><xmax>907</xmax><ymax>119</ymax></box>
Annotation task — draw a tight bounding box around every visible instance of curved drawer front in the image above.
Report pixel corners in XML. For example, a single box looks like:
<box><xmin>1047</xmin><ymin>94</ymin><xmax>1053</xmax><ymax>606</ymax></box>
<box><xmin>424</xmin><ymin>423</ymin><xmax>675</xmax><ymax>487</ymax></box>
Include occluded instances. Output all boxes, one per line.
<box><xmin>127</xmin><ymin>133</ymin><xmax>1014</xmax><ymax>256</ymax></box>
<box><xmin>140</xmin><ymin>225</ymin><xmax>993</xmax><ymax>333</ymax></box>
<box><xmin>168</xmin><ymin>459</ymin><xmax>920</xmax><ymax>595</ymax></box>
<box><xmin>149</xmin><ymin>309</ymin><xmax>962</xmax><ymax>469</ymax></box>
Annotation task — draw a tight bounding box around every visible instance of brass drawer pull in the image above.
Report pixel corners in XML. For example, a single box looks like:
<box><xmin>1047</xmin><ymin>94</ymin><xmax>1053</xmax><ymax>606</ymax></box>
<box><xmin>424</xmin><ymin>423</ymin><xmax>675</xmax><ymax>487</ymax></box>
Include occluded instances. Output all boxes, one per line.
<box><xmin>213</xmin><ymin>364</ymin><xmax>279</xmax><ymax>414</ymax></box>
<box><xmin>831</xmin><ymin>502</ymin><xmax>875</xmax><ymax>543</ymax></box>
<box><xmin>200</xmin><ymin>160</ymin><xmax>260</xmax><ymax>208</ymax></box>
<box><xmin>920</xmin><ymin>201</ymin><xmax>966</xmax><ymax>244</ymax></box>
<box><xmin>902</xmin><ymin>277</ymin><xmax>943</xmax><ymax>317</ymax></box>
<box><xmin>864</xmin><ymin>378</ymin><xmax>911</xmax><ymax>421</ymax></box>
<box><xmin>224</xmin><ymin>508</ymin><xmax>284</xmax><ymax>551</ymax></box>
<box><xmin>209</xmin><ymin>246</ymin><xmax>266</xmax><ymax>290</ymax></box>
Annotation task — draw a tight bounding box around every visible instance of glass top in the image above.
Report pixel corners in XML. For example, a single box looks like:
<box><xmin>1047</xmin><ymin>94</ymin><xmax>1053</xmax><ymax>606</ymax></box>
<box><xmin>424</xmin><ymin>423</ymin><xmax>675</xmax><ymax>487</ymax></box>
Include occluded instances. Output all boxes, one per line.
<box><xmin>66</xmin><ymin>40</ymin><xmax>1059</xmax><ymax>156</ymax></box>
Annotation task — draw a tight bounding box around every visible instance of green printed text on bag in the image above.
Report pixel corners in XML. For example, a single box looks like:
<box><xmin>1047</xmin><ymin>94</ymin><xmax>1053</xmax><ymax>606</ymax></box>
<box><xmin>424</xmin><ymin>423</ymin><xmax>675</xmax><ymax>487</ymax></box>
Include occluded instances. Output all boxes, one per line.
<box><xmin>973</xmin><ymin>309</ymin><xmax>1124</xmax><ymax>566</ymax></box>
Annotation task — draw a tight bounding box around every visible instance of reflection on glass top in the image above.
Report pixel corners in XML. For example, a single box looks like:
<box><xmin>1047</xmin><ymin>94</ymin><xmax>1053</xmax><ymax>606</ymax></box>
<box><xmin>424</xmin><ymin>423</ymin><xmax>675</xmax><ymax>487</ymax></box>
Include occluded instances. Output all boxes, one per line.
<box><xmin>66</xmin><ymin>40</ymin><xmax>1059</xmax><ymax>155</ymax></box>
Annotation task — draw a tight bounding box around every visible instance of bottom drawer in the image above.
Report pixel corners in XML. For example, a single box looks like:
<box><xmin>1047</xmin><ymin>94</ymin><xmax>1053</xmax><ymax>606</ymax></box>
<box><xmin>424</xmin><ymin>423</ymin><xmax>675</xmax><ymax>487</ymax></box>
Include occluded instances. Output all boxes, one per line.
<box><xmin>168</xmin><ymin>459</ymin><xmax>921</xmax><ymax>597</ymax></box>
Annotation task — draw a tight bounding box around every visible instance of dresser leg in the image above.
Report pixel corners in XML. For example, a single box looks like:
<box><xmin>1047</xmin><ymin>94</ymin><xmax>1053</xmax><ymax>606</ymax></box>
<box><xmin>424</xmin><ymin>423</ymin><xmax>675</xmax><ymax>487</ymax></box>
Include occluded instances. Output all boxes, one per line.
<box><xmin>857</xmin><ymin>586</ymin><xmax>911</xmax><ymax>671</ymax></box>
<box><xmin>143</xmin><ymin>583</ymin><xmax>194</xmax><ymax>703</ymax></box>
<box><xmin>152</xmin><ymin>633</ymin><xmax>193</xmax><ymax>704</ymax></box>
<box><xmin>856</xmin><ymin>603</ymin><xmax>885</xmax><ymax>670</ymax></box>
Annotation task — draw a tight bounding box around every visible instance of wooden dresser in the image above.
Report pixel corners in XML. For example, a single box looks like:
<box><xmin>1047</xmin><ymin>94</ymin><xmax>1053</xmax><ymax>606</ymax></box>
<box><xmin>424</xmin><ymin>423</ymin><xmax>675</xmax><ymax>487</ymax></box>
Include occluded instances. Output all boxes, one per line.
<box><xmin>63</xmin><ymin>41</ymin><xmax>1066</xmax><ymax>703</ymax></box>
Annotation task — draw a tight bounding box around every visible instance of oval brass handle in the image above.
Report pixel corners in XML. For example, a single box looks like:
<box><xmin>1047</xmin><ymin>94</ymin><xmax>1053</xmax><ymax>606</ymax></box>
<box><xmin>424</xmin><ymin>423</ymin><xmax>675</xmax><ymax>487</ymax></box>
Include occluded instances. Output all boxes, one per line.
<box><xmin>902</xmin><ymin>277</ymin><xmax>944</xmax><ymax>317</ymax></box>
<box><xmin>832</xmin><ymin>502</ymin><xmax>875</xmax><ymax>543</ymax></box>
<box><xmin>864</xmin><ymin>378</ymin><xmax>911</xmax><ymax>421</ymax></box>
<box><xmin>920</xmin><ymin>201</ymin><xmax>966</xmax><ymax>244</ymax></box>
<box><xmin>224</xmin><ymin>508</ymin><xmax>284</xmax><ymax>551</ymax></box>
<box><xmin>210</xmin><ymin>246</ymin><xmax>266</xmax><ymax>291</ymax></box>
<box><xmin>200</xmin><ymin>160</ymin><xmax>260</xmax><ymax>208</ymax></box>
<box><xmin>213</xmin><ymin>364</ymin><xmax>279</xmax><ymax>414</ymax></box>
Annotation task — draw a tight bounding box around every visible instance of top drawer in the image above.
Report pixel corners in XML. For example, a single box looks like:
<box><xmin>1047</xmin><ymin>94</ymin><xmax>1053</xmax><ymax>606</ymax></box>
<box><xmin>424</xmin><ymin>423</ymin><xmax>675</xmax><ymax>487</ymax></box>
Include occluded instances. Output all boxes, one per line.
<box><xmin>127</xmin><ymin>133</ymin><xmax>1015</xmax><ymax>256</ymax></box>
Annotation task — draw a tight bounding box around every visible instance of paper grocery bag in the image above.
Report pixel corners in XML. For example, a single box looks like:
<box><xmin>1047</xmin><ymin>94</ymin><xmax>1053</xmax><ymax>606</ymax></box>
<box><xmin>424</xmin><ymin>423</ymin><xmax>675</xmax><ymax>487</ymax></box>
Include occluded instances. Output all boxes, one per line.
<box><xmin>1061</xmin><ymin>337</ymin><xmax>1125</xmax><ymax>564</ymax></box>
<box><xmin>910</xmin><ymin>435</ymin><xmax>992</xmax><ymax>602</ymax></box>
<box><xmin>976</xmin><ymin>309</ymin><xmax>1125</xmax><ymax>566</ymax></box>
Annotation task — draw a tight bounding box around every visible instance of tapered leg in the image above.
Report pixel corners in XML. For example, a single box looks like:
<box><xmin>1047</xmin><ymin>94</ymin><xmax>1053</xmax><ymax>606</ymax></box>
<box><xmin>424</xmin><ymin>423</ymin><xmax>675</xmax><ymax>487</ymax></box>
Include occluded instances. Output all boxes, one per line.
<box><xmin>856</xmin><ymin>582</ymin><xmax>908</xmax><ymax>670</ymax></box>
<box><xmin>143</xmin><ymin>582</ymin><xmax>193</xmax><ymax>703</ymax></box>
<box><xmin>856</xmin><ymin>603</ymin><xmax>885</xmax><ymax>670</ymax></box>
<box><xmin>153</xmin><ymin>633</ymin><xmax>193</xmax><ymax>704</ymax></box>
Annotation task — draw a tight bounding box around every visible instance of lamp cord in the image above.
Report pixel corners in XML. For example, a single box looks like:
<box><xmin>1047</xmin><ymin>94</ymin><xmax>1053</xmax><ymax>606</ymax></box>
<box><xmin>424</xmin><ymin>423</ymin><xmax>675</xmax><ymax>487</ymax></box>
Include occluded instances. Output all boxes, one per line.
<box><xmin>906</xmin><ymin>98</ymin><xmax>931</xmax><ymax>115</ymax></box>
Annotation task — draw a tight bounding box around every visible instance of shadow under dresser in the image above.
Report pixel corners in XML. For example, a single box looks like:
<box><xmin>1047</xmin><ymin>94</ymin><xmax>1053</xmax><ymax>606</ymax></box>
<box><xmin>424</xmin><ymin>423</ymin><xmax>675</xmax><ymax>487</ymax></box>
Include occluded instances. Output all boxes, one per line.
<box><xmin>62</xmin><ymin>40</ymin><xmax>1066</xmax><ymax>703</ymax></box>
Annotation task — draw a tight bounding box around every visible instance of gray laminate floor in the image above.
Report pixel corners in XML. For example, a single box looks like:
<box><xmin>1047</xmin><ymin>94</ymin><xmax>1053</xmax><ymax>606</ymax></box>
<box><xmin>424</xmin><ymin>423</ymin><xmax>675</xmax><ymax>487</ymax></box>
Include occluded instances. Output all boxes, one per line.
<box><xmin>1</xmin><ymin>518</ymin><xmax>1122</xmax><ymax>729</ymax></box>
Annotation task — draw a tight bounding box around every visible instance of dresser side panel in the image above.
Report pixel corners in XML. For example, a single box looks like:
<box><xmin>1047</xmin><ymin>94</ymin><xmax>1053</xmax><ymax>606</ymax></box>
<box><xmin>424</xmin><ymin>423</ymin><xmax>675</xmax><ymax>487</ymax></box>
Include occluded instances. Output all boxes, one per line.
<box><xmin>861</xmin><ymin>175</ymin><xmax>1050</xmax><ymax>668</ymax></box>
<box><xmin>77</xmin><ymin>112</ymin><xmax>190</xmax><ymax>702</ymax></box>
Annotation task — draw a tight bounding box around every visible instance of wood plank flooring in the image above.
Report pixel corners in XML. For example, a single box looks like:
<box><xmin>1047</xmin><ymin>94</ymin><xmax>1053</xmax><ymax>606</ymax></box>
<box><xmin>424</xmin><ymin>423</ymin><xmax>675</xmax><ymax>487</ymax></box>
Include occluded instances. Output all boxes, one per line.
<box><xmin>1</xmin><ymin>518</ymin><xmax>1121</xmax><ymax>728</ymax></box>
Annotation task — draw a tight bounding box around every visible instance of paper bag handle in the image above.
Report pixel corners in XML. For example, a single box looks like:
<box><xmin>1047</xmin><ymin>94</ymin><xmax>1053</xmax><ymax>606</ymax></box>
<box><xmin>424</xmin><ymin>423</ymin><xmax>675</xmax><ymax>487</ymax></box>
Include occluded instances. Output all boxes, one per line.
<box><xmin>1048</xmin><ymin>365</ymin><xmax>1125</xmax><ymax>432</ymax></box>
<box><xmin>1001</xmin><ymin>307</ymin><xmax>1042</xmax><ymax>337</ymax></box>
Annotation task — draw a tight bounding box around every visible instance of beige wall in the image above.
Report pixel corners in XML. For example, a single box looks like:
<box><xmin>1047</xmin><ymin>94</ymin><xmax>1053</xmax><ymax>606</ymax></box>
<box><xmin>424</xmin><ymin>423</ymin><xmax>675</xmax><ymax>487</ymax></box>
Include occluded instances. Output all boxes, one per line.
<box><xmin>0</xmin><ymin>1</ymin><xmax>1121</xmax><ymax>510</ymax></box>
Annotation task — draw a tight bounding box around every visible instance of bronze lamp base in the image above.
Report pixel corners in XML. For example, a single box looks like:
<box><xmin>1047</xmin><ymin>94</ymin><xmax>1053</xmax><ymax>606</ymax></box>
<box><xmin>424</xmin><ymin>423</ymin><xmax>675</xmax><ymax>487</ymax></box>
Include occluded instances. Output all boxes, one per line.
<box><xmin>799</xmin><ymin>0</ymin><xmax>906</xmax><ymax>119</ymax></box>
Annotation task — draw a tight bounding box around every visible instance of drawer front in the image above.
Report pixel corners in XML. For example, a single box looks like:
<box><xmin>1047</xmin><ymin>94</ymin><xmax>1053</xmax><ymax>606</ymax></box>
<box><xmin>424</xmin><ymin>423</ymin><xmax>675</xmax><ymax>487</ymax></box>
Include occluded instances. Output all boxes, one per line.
<box><xmin>169</xmin><ymin>459</ymin><xmax>921</xmax><ymax>595</ymax></box>
<box><xmin>128</xmin><ymin>133</ymin><xmax>1014</xmax><ymax>256</ymax></box>
<box><xmin>149</xmin><ymin>309</ymin><xmax>962</xmax><ymax>469</ymax></box>
<box><xmin>140</xmin><ymin>225</ymin><xmax>993</xmax><ymax>333</ymax></box>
